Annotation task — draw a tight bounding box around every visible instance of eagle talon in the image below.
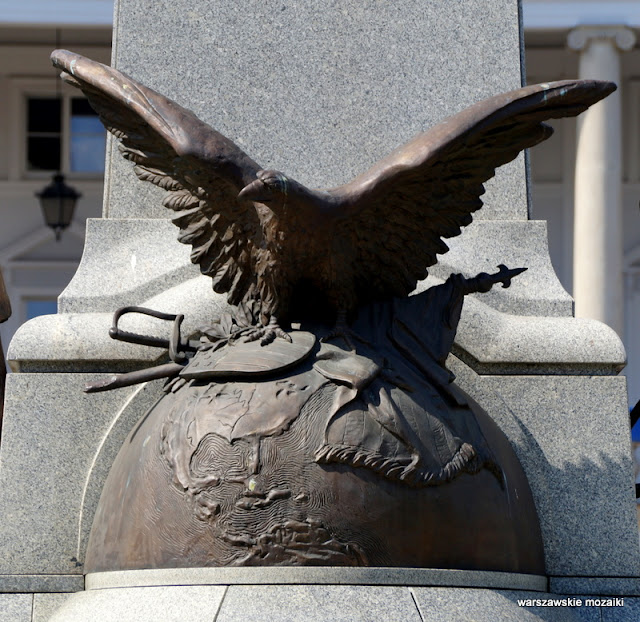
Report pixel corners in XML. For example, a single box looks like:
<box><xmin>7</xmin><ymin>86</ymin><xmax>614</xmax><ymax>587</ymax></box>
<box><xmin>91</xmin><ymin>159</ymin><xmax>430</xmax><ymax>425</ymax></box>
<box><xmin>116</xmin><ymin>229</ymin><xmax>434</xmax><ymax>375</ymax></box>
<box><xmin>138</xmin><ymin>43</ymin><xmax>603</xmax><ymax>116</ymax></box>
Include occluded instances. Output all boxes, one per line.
<box><xmin>261</xmin><ymin>326</ymin><xmax>292</xmax><ymax>346</ymax></box>
<box><xmin>241</xmin><ymin>318</ymin><xmax>292</xmax><ymax>346</ymax></box>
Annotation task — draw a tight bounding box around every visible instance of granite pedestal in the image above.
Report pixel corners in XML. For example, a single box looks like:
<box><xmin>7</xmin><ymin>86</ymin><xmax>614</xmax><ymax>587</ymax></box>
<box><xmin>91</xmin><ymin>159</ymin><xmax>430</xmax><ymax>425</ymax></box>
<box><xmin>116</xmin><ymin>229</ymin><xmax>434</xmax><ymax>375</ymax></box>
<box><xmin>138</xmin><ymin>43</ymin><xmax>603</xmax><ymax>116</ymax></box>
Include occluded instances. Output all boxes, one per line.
<box><xmin>0</xmin><ymin>0</ymin><xmax>638</xmax><ymax>620</ymax></box>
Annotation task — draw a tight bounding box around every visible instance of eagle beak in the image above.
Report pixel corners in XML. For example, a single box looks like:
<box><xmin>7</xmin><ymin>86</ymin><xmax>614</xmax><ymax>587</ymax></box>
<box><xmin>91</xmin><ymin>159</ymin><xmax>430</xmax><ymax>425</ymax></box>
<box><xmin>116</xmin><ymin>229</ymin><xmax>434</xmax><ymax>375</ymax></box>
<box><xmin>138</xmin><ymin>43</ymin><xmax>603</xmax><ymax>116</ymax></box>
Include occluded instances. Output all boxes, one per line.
<box><xmin>238</xmin><ymin>179</ymin><xmax>272</xmax><ymax>202</ymax></box>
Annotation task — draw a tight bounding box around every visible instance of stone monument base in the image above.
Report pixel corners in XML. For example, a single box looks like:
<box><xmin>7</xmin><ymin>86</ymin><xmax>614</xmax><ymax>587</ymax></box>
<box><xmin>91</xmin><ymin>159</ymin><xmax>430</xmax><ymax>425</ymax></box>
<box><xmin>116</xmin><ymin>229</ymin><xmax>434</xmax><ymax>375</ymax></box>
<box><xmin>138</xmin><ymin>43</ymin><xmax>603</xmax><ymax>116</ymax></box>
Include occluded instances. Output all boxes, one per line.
<box><xmin>45</xmin><ymin>567</ymin><xmax>640</xmax><ymax>621</ymax></box>
<box><xmin>49</xmin><ymin>567</ymin><xmax>558</xmax><ymax>621</ymax></box>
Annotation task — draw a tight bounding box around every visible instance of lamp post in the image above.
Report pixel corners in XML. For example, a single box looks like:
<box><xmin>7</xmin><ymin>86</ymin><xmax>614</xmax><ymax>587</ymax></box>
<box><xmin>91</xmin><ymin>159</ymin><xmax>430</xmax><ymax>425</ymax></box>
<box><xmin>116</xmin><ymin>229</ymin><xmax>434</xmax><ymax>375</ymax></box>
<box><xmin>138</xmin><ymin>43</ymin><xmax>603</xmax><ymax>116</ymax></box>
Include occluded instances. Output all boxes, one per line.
<box><xmin>35</xmin><ymin>174</ymin><xmax>81</xmax><ymax>241</ymax></box>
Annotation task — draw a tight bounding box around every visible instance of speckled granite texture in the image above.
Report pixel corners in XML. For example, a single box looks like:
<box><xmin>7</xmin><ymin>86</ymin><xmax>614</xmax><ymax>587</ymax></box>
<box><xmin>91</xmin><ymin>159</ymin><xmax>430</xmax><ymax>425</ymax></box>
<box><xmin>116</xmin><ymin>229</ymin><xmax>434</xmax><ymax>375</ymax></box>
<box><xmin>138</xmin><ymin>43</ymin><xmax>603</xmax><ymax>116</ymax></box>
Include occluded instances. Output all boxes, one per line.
<box><xmin>105</xmin><ymin>0</ymin><xmax>526</xmax><ymax>221</ymax></box>
<box><xmin>0</xmin><ymin>376</ymin><xmax>164</xmax><ymax>577</ymax></box>
<box><xmin>49</xmin><ymin>586</ymin><xmax>227</xmax><ymax>622</ymax></box>
<box><xmin>0</xmin><ymin>594</ymin><xmax>32</xmax><ymax>622</ymax></box>
<box><xmin>47</xmin><ymin>583</ymin><xmax>639</xmax><ymax>622</ymax></box>
<box><xmin>32</xmin><ymin>594</ymin><xmax>74</xmax><ymax>622</ymax></box>
<box><xmin>450</xmin><ymin>361</ymin><xmax>640</xmax><ymax>578</ymax></box>
<box><xmin>84</xmin><ymin>567</ymin><xmax>547</xmax><ymax>591</ymax></box>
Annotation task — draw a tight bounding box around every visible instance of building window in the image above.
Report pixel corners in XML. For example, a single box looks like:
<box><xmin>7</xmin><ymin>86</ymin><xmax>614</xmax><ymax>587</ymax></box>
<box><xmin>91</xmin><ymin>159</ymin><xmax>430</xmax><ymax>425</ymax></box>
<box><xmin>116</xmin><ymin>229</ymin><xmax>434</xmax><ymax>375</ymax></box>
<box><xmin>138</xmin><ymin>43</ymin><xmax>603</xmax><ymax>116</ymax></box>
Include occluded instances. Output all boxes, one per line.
<box><xmin>24</xmin><ymin>298</ymin><xmax>57</xmax><ymax>321</ymax></box>
<box><xmin>26</xmin><ymin>97</ymin><xmax>62</xmax><ymax>171</ymax></box>
<box><xmin>25</xmin><ymin>95</ymin><xmax>106</xmax><ymax>175</ymax></box>
<box><xmin>70</xmin><ymin>99</ymin><xmax>107</xmax><ymax>173</ymax></box>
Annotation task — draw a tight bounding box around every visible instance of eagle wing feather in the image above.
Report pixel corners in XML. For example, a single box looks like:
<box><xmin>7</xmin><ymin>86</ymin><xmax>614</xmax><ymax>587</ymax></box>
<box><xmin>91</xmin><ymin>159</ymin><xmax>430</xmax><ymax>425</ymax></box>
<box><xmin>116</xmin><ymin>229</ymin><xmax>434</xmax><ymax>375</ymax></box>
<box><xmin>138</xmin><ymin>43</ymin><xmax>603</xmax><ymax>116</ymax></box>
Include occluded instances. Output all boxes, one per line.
<box><xmin>328</xmin><ymin>80</ymin><xmax>615</xmax><ymax>307</ymax></box>
<box><xmin>51</xmin><ymin>49</ymin><xmax>264</xmax><ymax>309</ymax></box>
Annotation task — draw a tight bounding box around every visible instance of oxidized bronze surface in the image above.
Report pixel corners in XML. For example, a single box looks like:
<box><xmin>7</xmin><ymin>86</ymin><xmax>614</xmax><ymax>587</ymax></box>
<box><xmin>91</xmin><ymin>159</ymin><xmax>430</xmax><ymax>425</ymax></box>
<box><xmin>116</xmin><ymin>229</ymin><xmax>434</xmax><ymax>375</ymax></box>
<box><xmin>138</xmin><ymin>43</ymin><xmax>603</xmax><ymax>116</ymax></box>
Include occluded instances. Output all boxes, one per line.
<box><xmin>51</xmin><ymin>49</ymin><xmax>616</xmax><ymax>573</ymax></box>
<box><xmin>51</xmin><ymin>49</ymin><xmax>614</xmax><ymax>341</ymax></box>
<box><xmin>86</xmin><ymin>273</ymin><xmax>544</xmax><ymax>572</ymax></box>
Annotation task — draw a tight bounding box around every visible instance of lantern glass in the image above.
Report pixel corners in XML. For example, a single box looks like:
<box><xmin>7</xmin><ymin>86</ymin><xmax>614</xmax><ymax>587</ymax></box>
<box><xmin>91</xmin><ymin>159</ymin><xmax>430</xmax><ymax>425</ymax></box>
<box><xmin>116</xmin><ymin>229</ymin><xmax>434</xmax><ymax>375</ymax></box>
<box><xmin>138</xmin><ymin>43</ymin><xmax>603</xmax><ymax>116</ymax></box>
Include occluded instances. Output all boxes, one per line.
<box><xmin>36</xmin><ymin>174</ymin><xmax>81</xmax><ymax>241</ymax></box>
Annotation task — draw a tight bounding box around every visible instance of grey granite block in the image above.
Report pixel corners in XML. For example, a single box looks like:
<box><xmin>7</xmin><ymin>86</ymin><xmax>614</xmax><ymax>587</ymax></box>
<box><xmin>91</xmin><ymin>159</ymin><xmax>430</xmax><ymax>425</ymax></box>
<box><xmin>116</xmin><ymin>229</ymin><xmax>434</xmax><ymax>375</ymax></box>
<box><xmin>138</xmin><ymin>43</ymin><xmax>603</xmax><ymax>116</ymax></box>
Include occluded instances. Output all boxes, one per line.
<box><xmin>33</xmin><ymin>594</ymin><xmax>74</xmax><ymax>622</ymax></box>
<box><xmin>31</xmin><ymin>585</ymin><xmax>640</xmax><ymax>622</ymax></box>
<box><xmin>31</xmin><ymin>585</ymin><xmax>636</xmax><ymax>622</ymax></box>
<box><xmin>0</xmin><ymin>575</ymin><xmax>83</xmax><ymax>593</ymax></box>
<box><xmin>446</xmin><ymin>357</ymin><xmax>639</xmax><ymax>578</ymax></box>
<box><xmin>7</xmin><ymin>313</ymin><xmax>165</xmax><ymax>373</ymax></box>
<box><xmin>412</xmin><ymin>588</ymin><xmax>593</xmax><ymax>622</ymax></box>
<box><xmin>48</xmin><ymin>586</ymin><xmax>226</xmax><ymax>622</ymax></box>
<box><xmin>9</xmin><ymin>271</ymin><xmax>623</xmax><ymax>378</ymax></box>
<box><xmin>571</xmin><ymin>599</ymin><xmax>607</xmax><ymax>622</ymax></box>
<box><xmin>216</xmin><ymin>585</ymin><xmax>421</xmax><ymax>622</ymax></box>
<box><xmin>428</xmin><ymin>220</ymin><xmax>574</xmax><ymax>318</ymax></box>
<box><xmin>0</xmin><ymin>375</ymin><xmax>163</xmax><ymax>574</ymax></box>
<box><xmin>551</xmin><ymin>577</ymin><xmax>640</xmax><ymax>597</ymax></box>
<box><xmin>601</xmin><ymin>597</ymin><xmax>640</xmax><ymax>621</ymax></box>
<box><xmin>57</xmin><ymin>219</ymin><xmax>202</xmax><ymax>313</ymax></box>
<box><xmin>107</xmin><ymin>0</ymin><xmax>525</xmax><ymax>221</ymax></box>
<box><xmin>0</xmin><ymin>594</ymin><xmax>32</xmax><ymax>622</ymax></box>
<box><xmin>452</xmin><ymin>301</ymin><xmax>625</xmax><ymax>375</ymax></box>
<box><xmin>84</xmin><ymin>567</ymin><xmax>547</xmax><ymax>592</ymax></box>
<box><xmin>8</xmin><ymin>287</ymin><xmax>624</xmax><ymax>377</ymax></box>
<box><xmin>2</xmin><ymin>3</ymin><xmax>632</xmax><ymax>615</ymax></box>
<box><xmin>4</xmin><ymin>320</ymin><xmax>629</xmax><ymax>581</ymax></box>
<box><xmin>478</xmin><ymin>374</ymin><xmax>640</xmax><ymax>577</ymax></box>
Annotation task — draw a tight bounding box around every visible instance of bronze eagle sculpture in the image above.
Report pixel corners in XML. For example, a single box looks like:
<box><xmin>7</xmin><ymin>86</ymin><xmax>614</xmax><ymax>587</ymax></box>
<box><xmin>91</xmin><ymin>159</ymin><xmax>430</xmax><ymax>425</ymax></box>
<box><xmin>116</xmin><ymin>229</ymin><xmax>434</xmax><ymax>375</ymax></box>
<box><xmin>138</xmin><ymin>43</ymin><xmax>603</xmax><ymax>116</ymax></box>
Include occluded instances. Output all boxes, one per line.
<box><xmin>51</xmin><ymin>50</ymin><xmax>614</xmax><ymax>344</ymax></box>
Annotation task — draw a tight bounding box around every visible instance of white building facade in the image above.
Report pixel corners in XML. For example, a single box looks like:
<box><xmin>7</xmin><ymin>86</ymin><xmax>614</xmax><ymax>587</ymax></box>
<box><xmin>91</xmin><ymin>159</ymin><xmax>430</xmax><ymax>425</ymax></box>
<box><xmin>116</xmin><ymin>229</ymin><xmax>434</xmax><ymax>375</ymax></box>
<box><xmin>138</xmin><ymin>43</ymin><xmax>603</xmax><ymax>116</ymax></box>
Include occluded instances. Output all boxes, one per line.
<box><xmin>0</xmin><ymin>1</ymin><xmax>111</xmax><ymax>354</ymax></box>
<box><xmin>524</xmin><ymin>1</ymin><xmax>640</xmax><ymax>409</ymax></box>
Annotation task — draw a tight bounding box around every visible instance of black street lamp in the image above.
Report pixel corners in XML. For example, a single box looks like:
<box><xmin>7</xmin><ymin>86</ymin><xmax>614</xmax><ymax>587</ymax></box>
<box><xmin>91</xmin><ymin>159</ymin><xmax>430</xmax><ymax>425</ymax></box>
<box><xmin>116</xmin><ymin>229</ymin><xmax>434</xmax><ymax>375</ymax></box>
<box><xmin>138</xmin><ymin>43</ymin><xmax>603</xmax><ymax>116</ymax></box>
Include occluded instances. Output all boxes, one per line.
<box><xmin>36</xmin><ymin>174</ymin><xmax>81</xmax><ymax>241</ymax></box>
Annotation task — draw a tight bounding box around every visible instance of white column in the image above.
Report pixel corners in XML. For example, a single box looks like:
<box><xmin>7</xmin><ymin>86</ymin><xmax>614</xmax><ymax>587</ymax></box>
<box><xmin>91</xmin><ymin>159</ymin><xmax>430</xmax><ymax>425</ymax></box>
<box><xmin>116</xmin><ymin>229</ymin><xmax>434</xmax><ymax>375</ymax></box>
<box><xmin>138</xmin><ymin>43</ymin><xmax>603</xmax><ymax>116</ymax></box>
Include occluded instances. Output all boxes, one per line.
<box><xmin>568</xmin><ymin>26</ymin><xmax>635</xmax><ymax>336</ymax></box>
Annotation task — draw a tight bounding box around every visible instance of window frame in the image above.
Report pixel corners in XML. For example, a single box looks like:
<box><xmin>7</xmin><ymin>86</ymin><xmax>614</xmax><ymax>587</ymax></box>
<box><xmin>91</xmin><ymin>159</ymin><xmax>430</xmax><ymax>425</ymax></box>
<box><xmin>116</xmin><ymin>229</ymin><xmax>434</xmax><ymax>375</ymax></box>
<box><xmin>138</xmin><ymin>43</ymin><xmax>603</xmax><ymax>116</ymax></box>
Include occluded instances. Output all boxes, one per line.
<box><xmin>8</xmin><ymin>77</ymin><xmax>106</xmax><ymax>181</ymax></box>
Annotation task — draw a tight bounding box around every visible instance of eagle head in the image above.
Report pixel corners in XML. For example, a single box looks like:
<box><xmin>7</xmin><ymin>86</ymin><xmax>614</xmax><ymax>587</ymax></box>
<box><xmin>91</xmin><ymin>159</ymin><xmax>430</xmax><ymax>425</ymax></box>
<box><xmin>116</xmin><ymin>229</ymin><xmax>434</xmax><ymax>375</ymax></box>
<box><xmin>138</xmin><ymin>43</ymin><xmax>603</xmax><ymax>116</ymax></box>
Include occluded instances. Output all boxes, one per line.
<box><xmin>238</xmin><ymin>169</ymin><xmax>290</xmax><ymax>204</ymax></box>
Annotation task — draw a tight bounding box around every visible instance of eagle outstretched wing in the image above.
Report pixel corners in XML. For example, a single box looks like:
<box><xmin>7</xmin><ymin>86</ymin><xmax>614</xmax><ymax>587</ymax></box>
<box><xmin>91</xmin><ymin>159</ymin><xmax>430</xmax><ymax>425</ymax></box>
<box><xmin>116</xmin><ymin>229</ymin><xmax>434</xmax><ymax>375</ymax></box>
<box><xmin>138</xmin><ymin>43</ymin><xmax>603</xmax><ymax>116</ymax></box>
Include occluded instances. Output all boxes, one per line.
<box><xmin>325</xmin><ymin>80</ymin><xmax>615</xmax><ymax>305</ymax></box>
<box><xmin>52</xmin><ymin>49</ymin><xmax>614</xmax><ymax>325</ymax></box>
<box><xmin>51</xmin><ymin>49</ymin><xmax>265</xmax><ymax>308</ymax></box>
